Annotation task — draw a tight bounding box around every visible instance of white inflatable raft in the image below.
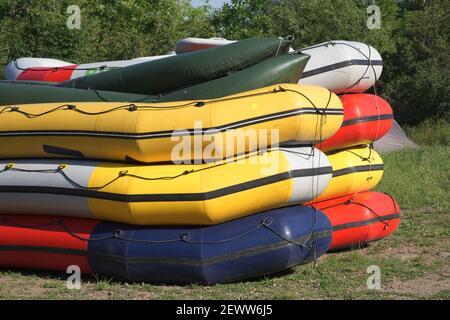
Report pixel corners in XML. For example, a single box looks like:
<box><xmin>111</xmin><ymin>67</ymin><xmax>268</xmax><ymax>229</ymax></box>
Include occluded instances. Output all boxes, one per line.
<box><xmin>298</xmin><ymin>41</ymin><xmax>383</xmax><ymax>93</ymax></box>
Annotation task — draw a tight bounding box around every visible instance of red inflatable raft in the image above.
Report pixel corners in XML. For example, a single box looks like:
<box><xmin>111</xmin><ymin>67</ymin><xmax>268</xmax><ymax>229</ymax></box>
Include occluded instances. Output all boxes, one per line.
<box><xmin>318</xmin><ymin>94</ymin><xmax>393</xmax><ymax>152</ymax></box>
<box><xmin>0</xmin><ymin>215</ymin><xmax>95</xmax><ymax>272</ymax></box>
<box><xmin>310</xmin><ymin>191</ymin><xmax>400</xmax><ymax>250</ymax></box>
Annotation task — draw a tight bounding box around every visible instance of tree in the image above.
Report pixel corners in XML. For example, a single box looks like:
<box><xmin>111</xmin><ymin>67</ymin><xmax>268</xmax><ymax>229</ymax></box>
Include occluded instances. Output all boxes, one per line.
<box><xmin>212</xmin><ymin>0</ymin><xmax>398</xmax><ymax>53</ymax></box>
<box><xmin>0</xmin><ymin>0</ymin><xmax>215</xmax><ymax>76</ymax></box>
<box><xmin>384</xmin><ymin>0</ymin><xmax>449</xmax><ymax>123</ymax></box>
<box><xmin>212</xmin><ymin>0</ymin><xmax>276</xmax><ymax>39</ymax></box>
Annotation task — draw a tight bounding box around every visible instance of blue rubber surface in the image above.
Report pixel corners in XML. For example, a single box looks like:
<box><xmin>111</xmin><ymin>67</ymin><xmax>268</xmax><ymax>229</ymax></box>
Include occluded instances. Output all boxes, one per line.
<box><xmin>88</xmin><ymin>206</ymin><xmax>332</xmax><ymax>285</ymax></box>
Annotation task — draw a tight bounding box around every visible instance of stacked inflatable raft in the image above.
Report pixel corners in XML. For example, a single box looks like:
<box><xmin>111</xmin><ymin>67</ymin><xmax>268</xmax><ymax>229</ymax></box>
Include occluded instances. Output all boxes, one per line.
<box><xmin>309</xmin><ymin>92</ymin><xmax>400</xmax><ymax>250</ymax></box>
<box><xmin>0</xmin><ymin>36</ymin><xmax>400</xmax><ymax>284</ymax></box>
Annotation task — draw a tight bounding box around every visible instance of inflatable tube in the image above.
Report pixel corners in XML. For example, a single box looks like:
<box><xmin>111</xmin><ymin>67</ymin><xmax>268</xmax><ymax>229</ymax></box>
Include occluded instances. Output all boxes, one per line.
<box><xmin>310</xmin><ymin>192</ymin><xmax>400</xmax><ymax>250</ymax></box>
<box><xmin>157</xmin><ymin>53</ymin><xmax>310</xmax><ymax>102</ymax></box>
<box><xmin>0</xmin><ymin>53</ymin><xmax>309</xmax><ymax>105</ymax></box>
<box><xmin>59</xmin><ymin>37</ymin><xmax>292</xmax><ymax>95</ymax></box>
<box><xmin>175</xmin><ymin>37</ymin><xmax>236</xmax><ymax>54</ymax></box>
<box><xmin>306</xmin><ymin>146</ymin><xmax>384</xmax><ymax>203</ymax></box>
<box><xmin>0</xmin><ymin>147</ymin><xmax>332</xmax><ymax>225</ymax></box>
<box><xmin>0</xmin><ymin>80</ymin><xmax>151</xmax><ymax>106</ymax></box>
<box><xmin>0</xmin><ymin>206</ymin><xmax>332</xmax><ymax>285</ymax></box>
<box><xmin>0</xmin><ymin>84</ymin><xmax>343</xmax><ymax>163</ymax></box>
<box><xmin>318</xmin><ymin>94</ymin><xmax>393</xmax><ymax>152</ymax></box>
<box><xmin>17</xmin><ymin>65</ymin><xmax>78</xmax><ymax>82</ymax></box>
<box><xmin>4</xmin><ymin>58</ymin><xmax>72</xmax><ymax>81</ymax></box>
<box><xmin>298</xmin><ymin>41</ymin><xmax>383</xmax><ymax>93</ymax></box>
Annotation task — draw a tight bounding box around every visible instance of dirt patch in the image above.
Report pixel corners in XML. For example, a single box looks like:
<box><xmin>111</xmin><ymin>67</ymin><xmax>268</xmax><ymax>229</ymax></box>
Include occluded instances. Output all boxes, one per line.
<box><xmin>0</xmin><ymin>275</ymin><xmax>57</xmax><ymax>299</ymax></box>
<box><xmin>382</xmin><ymin>241</ymin><xmax>450</xmax><ymax>264</ymax></box>
<box><xmin>384</xmin><ymin>246</ymin><xmax>449</xmax><ymax>298</ymax></box>
<box><xmin>359</xmin><ymin>240</ymin><xmax>450</xmax><ymax>298</ymax></box>
<box><xmin>383</xmin><ymin>245</ymin><xmax>423</xmax><ymax>261</ymax></box>
<box><xmin>385</xmin><ymin>272</ymin><xmax>450</xmax><ymax>297</ymax></box>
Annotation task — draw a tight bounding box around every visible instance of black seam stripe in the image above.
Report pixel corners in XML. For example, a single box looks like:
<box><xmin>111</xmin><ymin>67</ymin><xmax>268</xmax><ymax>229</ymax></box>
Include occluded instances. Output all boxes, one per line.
<box><xmin>341</xmin><ymin>114</ymin><xmax>393</xmax><ymax>127</ymax></box>
<box><xmin>88</xmin><ymin>230</ymin><xmax>332</xmax><ymax>266</ymax></box>
<box><xmin>0</xmin><ymin>107</ymin><xmax>343</xmax><ymax>140</ymax></box>
<box><xmin>332</xmin><ymin>164</ymin><xmax>384</xmax><ymax>177</ymax></box>
<box><xmin>332</xmin><ymin>213</ymin><xmax>400</xmax><ymax>231</ymax></box>
<box><xmin>0</xmin><ymin>166</ymin><xmax>333</xmax><ymax>202</ymax></box>
<box><xmin>0</xmin><ymin>245</ymin><xmax>86</xmax><ymax>256</ymax></box>
<box><xmin>301</xmin><ymin>59</ymin><xmax>383</xmax><ymax>79</ymax></box>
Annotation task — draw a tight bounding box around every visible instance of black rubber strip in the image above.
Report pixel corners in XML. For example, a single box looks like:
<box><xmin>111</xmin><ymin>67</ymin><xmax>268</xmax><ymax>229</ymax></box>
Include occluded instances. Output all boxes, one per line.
<box><xmin>332</xmin><ymin>164</ymin><xmax>384</xmax><ymax>177</ymax></box>
<box><xmin>0</xmin><ymin>107</ymin><xmax>343</xmax><ymax>140</ymax></box>
<box><xmin>300</xmin><ymin>60</ymin><xmax>383</xmax><ymax>79</ymax></box>
<box><xmin>0</xmin><ymin>166</ymin><xmax>333</xmax><ymax>202</ymax></box>
<box><xmin>341</xmin><ymin>114</ymin><xmax>393</xmax><ymax>127</ymax></box>
<box><xmin>332</xmin><ymin>213</ymin><xmax>400</xmax><ymax>231</ymax></box>
<box><xmin>0</xmin><ymin>245</ymin><xmax>86</xmax><ymax>256</ymax></box>
<box><xmin>43</xmin><ymin>145</ymin><xmax>85</xmax><ymax>158</ymax></box>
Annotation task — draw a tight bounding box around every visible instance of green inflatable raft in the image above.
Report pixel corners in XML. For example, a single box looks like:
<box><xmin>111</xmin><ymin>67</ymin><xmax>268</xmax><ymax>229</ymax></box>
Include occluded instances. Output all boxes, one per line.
<box><xmin>0</xmin><ymin>53</ymin><xmax>309</xmax><ymax>105</ymax></box>
<box><xmin>158</xmin><ymin>53</ymin><xmax>309</xmax><ymax>102</ymax></box>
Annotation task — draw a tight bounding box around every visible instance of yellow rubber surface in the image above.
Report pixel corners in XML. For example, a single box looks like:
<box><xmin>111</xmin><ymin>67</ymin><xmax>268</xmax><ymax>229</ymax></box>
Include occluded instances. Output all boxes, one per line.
<box><xmin>308</xmin><ymin>146</ymin><xmax>384</xmax><ymax>203</ymax></box>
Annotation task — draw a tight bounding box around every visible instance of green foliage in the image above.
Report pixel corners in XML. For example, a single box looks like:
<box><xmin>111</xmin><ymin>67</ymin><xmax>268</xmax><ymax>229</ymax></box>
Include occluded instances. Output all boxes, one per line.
<box><xmin>212</xmin><ymin>0</ymin><xmax>398</xmax><ymax>54</ymax></box>
<box><xmin>383</xmin><ymin>0</ymin><xmax>449</xmax><ymax>123</ymax></box>
<box><xmin>0</xmin><ymin>0</ymin><xmax>84</xmax><ymax>71</ymax></box>
<box><xmin>0</xmin><ymin>0</ymin><xmax>214</xmax><ymax>75</ymax></box>
<box><xmin>211</xmin><ymin>0</ymin><xmax>275</xmax><ymax>39</ymax></box>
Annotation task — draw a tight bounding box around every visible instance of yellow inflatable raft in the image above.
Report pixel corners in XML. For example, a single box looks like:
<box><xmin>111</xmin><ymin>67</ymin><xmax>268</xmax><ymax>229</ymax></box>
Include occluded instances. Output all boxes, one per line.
<box><xmin>308</xmin><ymin>146</ymin><xmax>384</xmax><ymax>203</ymax></box>
<box><xmin>0</xmin><ymin>84</ymin><xmax>343</xmax><ymax>163</ymax></box>
<box><xmin>0</xmin><ymin>147</ymin><xmax>332</xmax><ymax>225</ymax></box>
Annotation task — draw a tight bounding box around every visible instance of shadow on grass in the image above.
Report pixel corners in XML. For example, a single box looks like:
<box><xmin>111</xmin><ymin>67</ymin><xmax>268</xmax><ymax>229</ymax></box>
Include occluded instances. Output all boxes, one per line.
<box><xmin>0</xmin><ymin>267</ymin><xmax>114</xmax><ymax>284</ymax></box>
<box><xmin>326</xmin><ymin>242</ymin><xmax>370</xmax><ymax>255</ymax></box>
<box><xmin>0</xmin><ymin>266</ymin><xmax>297</xmax><ymax>287</ymax></box>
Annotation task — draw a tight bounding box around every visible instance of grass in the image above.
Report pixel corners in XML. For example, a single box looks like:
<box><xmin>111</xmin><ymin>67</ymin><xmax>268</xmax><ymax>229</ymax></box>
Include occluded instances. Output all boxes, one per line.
<box><xmin>0</xmin><ymin>122</ymin><xmax>449</xmax><ymax>300</ymax></box>
<box><xmin>404</xmin><ymin>119</ymin><xmax>450</xmax><ymax>146</ymax></box>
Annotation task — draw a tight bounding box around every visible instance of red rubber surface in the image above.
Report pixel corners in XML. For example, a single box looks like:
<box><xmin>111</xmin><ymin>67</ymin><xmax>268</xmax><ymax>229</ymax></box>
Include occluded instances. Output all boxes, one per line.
<box><xmin>0</xmin><ymin>215</ymin><xmax>98</xmax><ymax>273</ymax></box>
<box><xmin>310</xmin><ymin>191</ymin><xmax>401</xmax><ymax>250</ymax></box>
<box><xmin>16</xmin><ymin>65</ymin><xmax>77</xmax><ymax>82</ymax></box>
<box><xmin>318</xmin><ymin>94</ymin><xmax>393</xmax><ymax>152</ymax></box>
